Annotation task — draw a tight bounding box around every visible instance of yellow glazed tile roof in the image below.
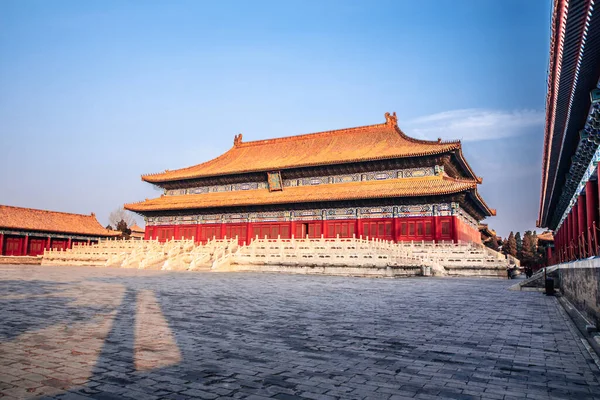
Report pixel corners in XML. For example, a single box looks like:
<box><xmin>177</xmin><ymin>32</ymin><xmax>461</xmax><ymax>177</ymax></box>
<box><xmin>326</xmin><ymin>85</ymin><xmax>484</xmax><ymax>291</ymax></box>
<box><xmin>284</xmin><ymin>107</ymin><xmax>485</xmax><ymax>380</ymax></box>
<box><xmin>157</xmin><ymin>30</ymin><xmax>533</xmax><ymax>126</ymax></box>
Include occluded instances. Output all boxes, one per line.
<box><xmin>130</xmin><ymin>224</ymin><xmax>145</xmax><ymax>233</ymax></box>
<box><xmin>0</xmin><ymin>205</ymin><xmax>121</xmax><ymax>237</ymax></box>
<box><xmin>125</xmin><ymin>175</ymin><xmax>494</xmax><ymax>216</ymax></box>
<box><xmin>142</xmin><ymin>113</ymin><xmax>462</xmax><ymax>183</ymax></box>
<box><xmin>537</xmin><ymin>231</ymin><xmax>554</xmax><ymax>242</ymax></box>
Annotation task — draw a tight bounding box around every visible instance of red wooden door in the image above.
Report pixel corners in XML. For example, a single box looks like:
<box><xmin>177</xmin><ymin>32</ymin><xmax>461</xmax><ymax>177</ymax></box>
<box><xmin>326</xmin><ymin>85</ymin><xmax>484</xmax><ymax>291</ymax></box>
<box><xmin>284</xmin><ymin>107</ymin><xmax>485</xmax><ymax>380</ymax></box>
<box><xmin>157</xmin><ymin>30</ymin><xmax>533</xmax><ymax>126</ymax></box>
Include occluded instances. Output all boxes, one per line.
<box><xmin>28</xmin><ymin>239</ymin><xmax>46</xmax><ymax>256</ymax></box>
<box><xmin>4</xmin><ymin>237</ymin><xmax>22</xmax><ymax>256</ymax></box>
<box><xmin>327</xmin><ymin>221</ymin><xmax>356</xmax><ymax>238</ymax></box>
<box><xmin>362</xmin><ymin>220</ymin><xmax>393</xmax><ymax>241</ymax></box>
<box><xmin>51</xmin><ymin>240</ymin><xmax>67</xmax><ymax>250</ymax></box>
<box><xmin>200</xmin><ymin>225</ymin><xmax>221</xmax><ymax>242</ymax></box>
<box><xmin>224</xmin><ymin>225</ymin><xmax>247</xmax><ymax>244</ymax></box>
<box><xmin>439</xmin><ymin>218</ymin><xmax>453</xmax><ymax>241</ymax></box>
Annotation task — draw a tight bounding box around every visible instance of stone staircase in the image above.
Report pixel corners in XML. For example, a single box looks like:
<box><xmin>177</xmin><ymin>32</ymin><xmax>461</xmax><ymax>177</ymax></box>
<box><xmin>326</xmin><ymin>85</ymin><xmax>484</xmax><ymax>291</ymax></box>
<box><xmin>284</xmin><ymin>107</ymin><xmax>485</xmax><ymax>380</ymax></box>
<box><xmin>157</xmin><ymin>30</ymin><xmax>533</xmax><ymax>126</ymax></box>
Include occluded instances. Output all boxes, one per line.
<box><xmin>41</xmin><ymin>238</ymin><xmax>238</xmax><ymax>271</ymax></box>
<box><xmin>399</xmin><ymin>241</ymin><xmax>518</xmax><ymax>277</ymax></box>
<box><xmin>41</xmin><ymin>237</ymin><xmax>514</xmax><ymax>277</ymax></box>
<box><xmin>213</xmin><ymin>237</ymin><xmax>515</xmax><ymax>277</ymax></box>
<box><xmin>510</xmin><ymin>265</ymin><xmax>559</xmax><ymax>290</ymax></box>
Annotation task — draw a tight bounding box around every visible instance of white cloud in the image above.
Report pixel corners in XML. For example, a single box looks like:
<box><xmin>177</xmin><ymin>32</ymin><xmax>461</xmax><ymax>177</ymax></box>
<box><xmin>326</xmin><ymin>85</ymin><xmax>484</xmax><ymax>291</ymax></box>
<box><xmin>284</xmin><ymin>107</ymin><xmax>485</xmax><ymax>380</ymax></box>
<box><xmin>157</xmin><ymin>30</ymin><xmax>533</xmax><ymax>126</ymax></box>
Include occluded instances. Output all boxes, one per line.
<box><xmin>404</xmin><ymin>109</ymin><xmax>544</xmax><ymax>142</ymax></box>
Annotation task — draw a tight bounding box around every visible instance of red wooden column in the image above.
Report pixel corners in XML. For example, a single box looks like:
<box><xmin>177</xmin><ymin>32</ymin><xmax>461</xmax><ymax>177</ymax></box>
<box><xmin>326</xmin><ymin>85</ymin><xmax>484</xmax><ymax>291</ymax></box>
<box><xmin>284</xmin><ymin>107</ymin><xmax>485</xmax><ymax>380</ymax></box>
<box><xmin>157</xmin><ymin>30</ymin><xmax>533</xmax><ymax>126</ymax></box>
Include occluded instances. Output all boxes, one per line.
<box><xmin>587</xmin><ymin>180</ymin><xmax>599</xmax><ymax>251</ymax></box>
<box><xmin>67</xmin><ymin>238</ymin><xmax>72</xmax><ymax>249</ymax></box>
<box><xmin>0</xmin><ymin>233</ymin><xmax>4</xmax><ymax>256</ymax></box>
<box><xmin>557</xmin><ymin>226</ymin><xmax>562</xmax><ymax>261</ymax></box>
<box><xmin>290</xmin><ymin>221</ymin><xmax>296</xmax><ymax>239</ymax></box>
<box><xmin>46</xmin><ymin>237</ymin><xmax>51</xmax><ymax>250</ymax></box>
<box><xmin>244</xmin><ymin>222</ymin><xmax>251</xmax><ymax>245</ymax></box>
<box><xmin>560</xmin><ymin>226</ymin><xmax>564</xmax><ymax>259</ymax></box>
<box><xmin>393</xmin><ymin>218</ymin><xmax>401</xmax><ymax>242</ymax></box>
<box><xmin>570</xmin><ymin>208</ymin><xmax>575</xmax><ymax>256</ymax></box>
<box><xmin>452</xmin><ymin>217</ymin><xmax>458</xmax><ymax>243</ymax></box>
<box><xmin>573</xmin><ymin>203</ymin><xmax>579</xmax><ymax>244</ymax></box>
<box><xmin>587</xmin><ymin>181</ymin><xmax>599</xmax><ymax>223</ymax></box>
<box><xmin>557</xmin><ymin>226</ymin><xmax>561</xmax><ymax>260</ymax></box>
<box><xmin>578</xmin><ymin>195</ymin><xmax>587</xmax><ymax>246</ymax></box>
<box><xmin>556</xmin><ymin>226</ymin><xmax>560</xmax><ymax>259</ymax></box>
<box><xmin>23</xmin><ymin>235</ymin><xmax>29</xmax><ymax>256</ymax></box>
<box><xmin>564</xmin><ymin>221</ymin><xmax>569</xmax><ymax>258</ymax></box>
<box><xmin>566</xmin><ymin>213</ymin><xmax>571</xmax><ymax>255</ymax></box>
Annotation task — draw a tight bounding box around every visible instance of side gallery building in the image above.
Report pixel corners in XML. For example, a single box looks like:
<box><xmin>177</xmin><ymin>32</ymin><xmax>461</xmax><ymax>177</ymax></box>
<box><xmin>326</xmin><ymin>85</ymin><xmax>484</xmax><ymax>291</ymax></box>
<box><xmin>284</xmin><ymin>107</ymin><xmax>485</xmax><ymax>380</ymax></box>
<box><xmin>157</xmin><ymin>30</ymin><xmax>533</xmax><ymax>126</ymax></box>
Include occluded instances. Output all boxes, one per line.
<box><xmin>0</xmin><ymin>205</ymin><xmax>120</xmax><ymax>256</ymax></box>
<box><xmin>125</xmin><ymin>113</ymin><xmax>495</xmax><ymax>244</ymax></box>
<box><xmin>538</xmin><ymin>0</ymin><xmax>600</xmax><ymax>263</ymax></box>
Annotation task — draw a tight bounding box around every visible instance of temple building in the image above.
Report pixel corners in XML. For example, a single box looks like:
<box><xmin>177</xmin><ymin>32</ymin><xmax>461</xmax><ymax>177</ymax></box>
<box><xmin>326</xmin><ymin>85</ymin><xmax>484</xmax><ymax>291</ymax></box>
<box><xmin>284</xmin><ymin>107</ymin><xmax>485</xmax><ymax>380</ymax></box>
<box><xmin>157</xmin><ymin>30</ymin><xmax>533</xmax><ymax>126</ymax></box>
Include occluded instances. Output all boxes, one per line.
<box><xmin>478</xmin><ymin>224</ymin><xmax>499</xmax><ymax>247</ymax></box>
<box><xmin>129</xmin><ymin>224</ymin><xmax>145</xmax><ymax>240</ymax></box>
<box><xmin>538</xmin><ymin>0</ymin><xmax>600</xmax><ymax>263</ymax></box>
<box><xmin>0</xmin><ymin>205</ymin><xmax>120</xmax><ymax>256</ymax></box>
<box><xmin>125</xmin><ymin>113</ymin><xmax>495</xmax><ymax>244</ymax></box>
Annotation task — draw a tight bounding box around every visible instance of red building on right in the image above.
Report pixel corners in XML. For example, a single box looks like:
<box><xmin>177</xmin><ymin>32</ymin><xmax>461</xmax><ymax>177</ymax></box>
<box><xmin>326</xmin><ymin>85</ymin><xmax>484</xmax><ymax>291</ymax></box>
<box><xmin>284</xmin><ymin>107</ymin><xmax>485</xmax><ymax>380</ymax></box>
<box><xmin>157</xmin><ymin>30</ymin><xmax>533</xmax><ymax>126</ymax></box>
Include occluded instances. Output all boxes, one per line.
<box><xmin>538</xmin><ymin>0</ymin><xmax>600</xmax><ymax>264</ymax></box>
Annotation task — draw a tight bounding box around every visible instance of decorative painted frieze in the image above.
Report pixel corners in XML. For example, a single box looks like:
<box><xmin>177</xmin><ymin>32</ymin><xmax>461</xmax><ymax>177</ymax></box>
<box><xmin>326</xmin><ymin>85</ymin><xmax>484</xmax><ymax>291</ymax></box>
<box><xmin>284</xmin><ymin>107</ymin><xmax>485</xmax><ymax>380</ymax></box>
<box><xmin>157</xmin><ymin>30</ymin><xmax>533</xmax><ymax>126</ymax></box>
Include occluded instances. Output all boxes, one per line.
<box><xmin>145</xmin><ymin>201</ymin><xmax>472</xmax><ymax>226</ymax></box>
<box><xmin>454</xmin><ymin>206</ymin><xmax>478</xmax><ymax>229</ymax></box>
<box><xmin>164</xmin><ymin>165</ymin><xmax>442</xmax><ymax>196</ymax></box>
<box><xmin>284</xmin><ymin>166</ymin><xmax>439</xmax><ymax>187</ymax></box>
<box><xmin>166</xmin><ymin>182</ymin><xmax>268</xmax><ymax>196</ymax></box>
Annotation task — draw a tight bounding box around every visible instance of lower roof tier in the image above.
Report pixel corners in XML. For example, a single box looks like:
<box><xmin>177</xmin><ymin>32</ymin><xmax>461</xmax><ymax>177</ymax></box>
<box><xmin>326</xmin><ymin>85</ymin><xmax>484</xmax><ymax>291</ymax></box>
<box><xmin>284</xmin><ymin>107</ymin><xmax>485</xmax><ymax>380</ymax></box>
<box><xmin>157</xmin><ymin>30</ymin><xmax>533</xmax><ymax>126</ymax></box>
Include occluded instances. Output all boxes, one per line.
<box><xmin>125</xmin><ymin>175</ymin><xmax>495</xmax><ymax>218</ymax></box>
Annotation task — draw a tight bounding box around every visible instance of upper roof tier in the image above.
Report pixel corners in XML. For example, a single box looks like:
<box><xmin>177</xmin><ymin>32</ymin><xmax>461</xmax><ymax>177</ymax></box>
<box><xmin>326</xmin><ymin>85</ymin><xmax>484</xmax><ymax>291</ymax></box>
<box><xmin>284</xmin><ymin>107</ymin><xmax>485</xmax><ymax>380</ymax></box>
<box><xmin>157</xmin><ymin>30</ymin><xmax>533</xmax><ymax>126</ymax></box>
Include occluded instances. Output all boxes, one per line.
<box><xmin>142</xmin><ymin>113</ymin><xmax>472</xmax><ymax>184</ymax></box>
<box><xmin>126</xmin><ymin>174</ymin><xmax>495</xmax><ymax>217</ymax></box>
<box><xmin>0</xmin><ymin>205</ymin><xmax>121</xmax><ymax>237</ymax></box>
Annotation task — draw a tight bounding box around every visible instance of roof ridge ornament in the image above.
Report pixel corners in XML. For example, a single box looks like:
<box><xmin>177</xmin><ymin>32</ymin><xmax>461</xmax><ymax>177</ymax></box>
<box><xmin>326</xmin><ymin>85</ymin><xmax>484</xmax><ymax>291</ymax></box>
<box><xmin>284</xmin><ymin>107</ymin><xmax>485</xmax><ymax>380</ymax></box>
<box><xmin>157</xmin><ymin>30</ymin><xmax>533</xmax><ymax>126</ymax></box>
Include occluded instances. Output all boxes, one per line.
<box><xmin>234</xmin><ymin>133</ymin><xmax>243</xmax><ymax>147</ymax></box>
<box><xmin>384</xmin><ymin>112</ymin><xmax>397</xmax><ymax>126</ymax></box>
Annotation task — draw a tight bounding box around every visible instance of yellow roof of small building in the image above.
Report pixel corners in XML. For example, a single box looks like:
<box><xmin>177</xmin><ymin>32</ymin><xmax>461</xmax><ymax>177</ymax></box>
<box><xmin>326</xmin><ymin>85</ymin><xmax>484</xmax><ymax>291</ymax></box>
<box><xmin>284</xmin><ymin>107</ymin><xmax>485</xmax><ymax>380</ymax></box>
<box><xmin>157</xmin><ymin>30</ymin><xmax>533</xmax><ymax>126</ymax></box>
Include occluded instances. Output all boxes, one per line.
<box><xmin>0</xmin><ymin>205</ymin><xmax>121</xmax><ymax>237</ymax></box>
<box><xmin>130</xmin><ymin>224</ymin><xmax>145</xmax><ymax>233</ymax></box>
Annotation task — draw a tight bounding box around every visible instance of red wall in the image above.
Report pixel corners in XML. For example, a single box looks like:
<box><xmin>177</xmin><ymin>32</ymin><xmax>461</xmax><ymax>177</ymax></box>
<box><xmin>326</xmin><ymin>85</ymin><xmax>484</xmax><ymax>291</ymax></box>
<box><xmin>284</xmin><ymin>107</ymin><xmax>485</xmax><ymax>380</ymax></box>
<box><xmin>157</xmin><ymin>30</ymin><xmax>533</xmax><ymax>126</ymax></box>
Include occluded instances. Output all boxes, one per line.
<box><xmin>454</xmin><ymin>217</ymin><xmax>482</xmax><ymax>244</ymax></box>
<box><xmin>146</xmin><ymin>216</ymin><xmax>479</xmax><ymax>245</ymax></box>
<box><xmin>0</xmin><ymin>234</ymin><xmax>100</xmax><ymax>256</ymax></box>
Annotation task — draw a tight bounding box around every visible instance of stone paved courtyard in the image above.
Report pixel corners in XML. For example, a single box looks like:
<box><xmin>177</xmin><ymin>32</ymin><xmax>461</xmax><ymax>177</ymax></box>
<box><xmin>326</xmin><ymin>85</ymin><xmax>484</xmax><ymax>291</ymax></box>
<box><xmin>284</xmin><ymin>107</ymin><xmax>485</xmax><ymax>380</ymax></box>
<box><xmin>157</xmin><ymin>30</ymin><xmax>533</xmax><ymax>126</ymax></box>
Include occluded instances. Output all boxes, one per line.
<box><xmin>0</xmin><ymin>265</ymin><xmax>599</xmax><ymax>400</ymax></box>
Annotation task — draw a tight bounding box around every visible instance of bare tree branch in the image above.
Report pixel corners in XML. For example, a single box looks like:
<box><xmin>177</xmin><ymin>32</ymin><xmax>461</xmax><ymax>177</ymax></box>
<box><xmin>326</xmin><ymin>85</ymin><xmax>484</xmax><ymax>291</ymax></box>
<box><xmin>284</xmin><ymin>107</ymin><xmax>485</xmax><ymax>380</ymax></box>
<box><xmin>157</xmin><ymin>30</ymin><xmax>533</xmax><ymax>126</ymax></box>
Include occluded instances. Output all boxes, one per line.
<box><xmin>108</xmin><ymin>208</ymin><xmax>137</xmax><ymax>228</ymax></box>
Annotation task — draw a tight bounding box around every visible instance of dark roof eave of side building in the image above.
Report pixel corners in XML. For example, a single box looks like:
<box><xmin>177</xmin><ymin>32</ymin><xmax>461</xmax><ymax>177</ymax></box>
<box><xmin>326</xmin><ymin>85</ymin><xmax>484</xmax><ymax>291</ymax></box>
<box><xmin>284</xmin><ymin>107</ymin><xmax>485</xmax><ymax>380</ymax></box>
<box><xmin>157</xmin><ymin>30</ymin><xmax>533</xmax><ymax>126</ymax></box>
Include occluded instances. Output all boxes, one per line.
<box><xmin>538</xmin><ymin>0</ymin><xmax>600</xmax><ymax>228</ymax></box>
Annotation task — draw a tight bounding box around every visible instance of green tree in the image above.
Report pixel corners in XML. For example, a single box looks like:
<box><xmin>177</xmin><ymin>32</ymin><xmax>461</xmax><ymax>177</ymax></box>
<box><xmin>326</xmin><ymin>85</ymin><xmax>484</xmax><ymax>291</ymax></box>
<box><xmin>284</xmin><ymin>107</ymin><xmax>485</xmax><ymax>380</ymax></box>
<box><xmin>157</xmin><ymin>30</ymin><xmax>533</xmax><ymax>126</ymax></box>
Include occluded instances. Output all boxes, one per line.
<box><xmin>515</xmin><ymin>232</ymin><xmax>522</xmax><ymax>258</ymax></box>
<box><xmin>522</xmin><ymin>231</ymin><xmax>534</xmax><ymax>266</ymax></box>
<box><xmin>503</xmin><ymin>231</ymin><xmax>517</xmax><ymax>257</ymax></box>
<box><xmin>531</xmin><ymin>231</ymin><xmax>544</xmax><ymax>264</ymax></box>
<box><xmin>116</xmin><ymin>219</ymin><xmax>131</xmax><ymax>238</ymax></box>
<box><xmin>105</xmin><ymin>224</ymin><xmax>114</xmax><ymax>230</ymax></box>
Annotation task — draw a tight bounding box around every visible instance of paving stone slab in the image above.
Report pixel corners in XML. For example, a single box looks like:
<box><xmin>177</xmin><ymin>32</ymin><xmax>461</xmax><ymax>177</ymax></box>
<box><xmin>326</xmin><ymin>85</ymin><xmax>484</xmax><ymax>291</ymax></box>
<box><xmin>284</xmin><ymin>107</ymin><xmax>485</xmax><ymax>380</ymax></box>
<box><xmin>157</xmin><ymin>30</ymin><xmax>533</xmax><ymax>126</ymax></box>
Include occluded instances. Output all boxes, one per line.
<box><xmin>1</xmin><ymin>265</ymin><xmax>600</xmax><ymax>399</ymax></box>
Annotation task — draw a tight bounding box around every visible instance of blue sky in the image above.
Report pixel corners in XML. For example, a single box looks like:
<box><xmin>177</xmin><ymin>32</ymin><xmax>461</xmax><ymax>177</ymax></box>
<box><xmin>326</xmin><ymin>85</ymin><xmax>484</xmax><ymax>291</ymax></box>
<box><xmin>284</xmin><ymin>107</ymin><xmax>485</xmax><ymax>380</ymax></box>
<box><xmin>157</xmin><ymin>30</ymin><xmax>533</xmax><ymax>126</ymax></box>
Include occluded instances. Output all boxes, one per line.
<box><xmin>0</xmin><ymin>0</ymin><xmax>551</xmax><ymax>237</ymax></box>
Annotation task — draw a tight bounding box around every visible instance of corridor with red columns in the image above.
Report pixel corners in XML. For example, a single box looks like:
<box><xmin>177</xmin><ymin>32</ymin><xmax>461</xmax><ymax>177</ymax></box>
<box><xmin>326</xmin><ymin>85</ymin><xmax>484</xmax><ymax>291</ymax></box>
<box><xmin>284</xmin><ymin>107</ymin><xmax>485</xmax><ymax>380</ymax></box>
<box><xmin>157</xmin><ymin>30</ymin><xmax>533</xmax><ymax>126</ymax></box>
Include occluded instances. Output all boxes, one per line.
<box><xmin>553</xmin><ymin>180</ymin><xmax>600</xmax><ymax>264</ymax></box>
<box><xmin>537</xmin><ymin>0</ymin><xmax>600</xmax><ymax>266</ymax></box>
